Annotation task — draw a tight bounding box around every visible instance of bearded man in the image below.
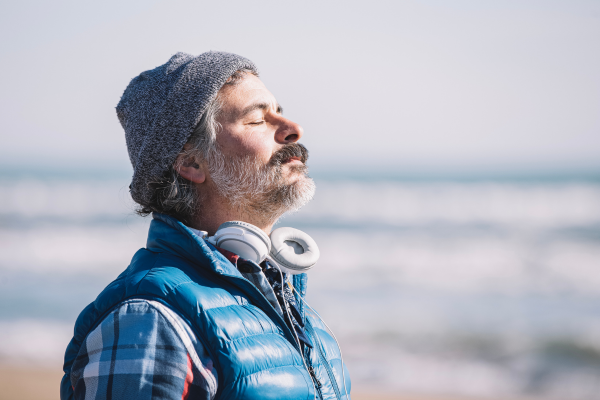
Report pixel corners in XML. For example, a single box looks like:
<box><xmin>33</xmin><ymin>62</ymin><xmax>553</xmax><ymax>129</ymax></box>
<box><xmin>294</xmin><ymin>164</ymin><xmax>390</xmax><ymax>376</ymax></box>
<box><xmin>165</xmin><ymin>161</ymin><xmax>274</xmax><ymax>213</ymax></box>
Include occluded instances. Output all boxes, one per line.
<box><xmin>60</xmin><ymin>52</ymin><xmax>350</xmax><ymax>400</ymax></box>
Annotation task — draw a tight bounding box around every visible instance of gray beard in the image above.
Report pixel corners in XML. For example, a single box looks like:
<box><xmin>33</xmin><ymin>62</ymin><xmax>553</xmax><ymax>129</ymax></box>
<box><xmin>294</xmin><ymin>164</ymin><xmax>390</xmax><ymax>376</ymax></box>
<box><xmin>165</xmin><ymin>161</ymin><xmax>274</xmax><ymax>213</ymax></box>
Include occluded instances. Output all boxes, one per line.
<box><xmin>205</xmin><ymin>146</ymin><xmax>316</xmax><ymax>226</ymax></box>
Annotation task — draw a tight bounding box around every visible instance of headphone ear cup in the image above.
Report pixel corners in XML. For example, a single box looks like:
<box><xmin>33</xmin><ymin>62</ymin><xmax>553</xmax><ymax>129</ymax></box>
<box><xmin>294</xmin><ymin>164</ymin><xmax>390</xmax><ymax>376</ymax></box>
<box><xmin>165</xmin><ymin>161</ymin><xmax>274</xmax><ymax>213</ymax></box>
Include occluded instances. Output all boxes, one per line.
<box><xmin>213</xmin><ymin>221</ymin><xmax>271</xmax><ymax>263</ymax></box>
<box><xmin>269</xmin><ymin>227</ymin><xmax>320</xmax><ymax>274</ymax></box>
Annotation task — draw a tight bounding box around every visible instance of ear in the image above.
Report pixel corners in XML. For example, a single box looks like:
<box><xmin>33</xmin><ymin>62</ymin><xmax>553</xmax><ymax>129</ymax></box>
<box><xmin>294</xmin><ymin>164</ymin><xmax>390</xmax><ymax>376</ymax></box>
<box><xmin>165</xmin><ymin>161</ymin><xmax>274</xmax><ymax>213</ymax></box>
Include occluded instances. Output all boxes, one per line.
<box><xmin>175</xmin><ymin>154</ymin><xmax>206</xmax><ymax>184</ymax></box>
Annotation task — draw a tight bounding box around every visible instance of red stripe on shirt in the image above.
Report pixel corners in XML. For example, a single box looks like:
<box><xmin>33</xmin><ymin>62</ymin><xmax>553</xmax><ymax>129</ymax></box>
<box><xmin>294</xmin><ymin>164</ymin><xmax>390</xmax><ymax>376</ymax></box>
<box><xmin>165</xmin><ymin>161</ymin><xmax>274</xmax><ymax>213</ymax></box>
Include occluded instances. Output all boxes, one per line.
<box><xmin>182</xmin><ymin>353</ymin><xmax>194</xmax><ymax>400</ymax></box>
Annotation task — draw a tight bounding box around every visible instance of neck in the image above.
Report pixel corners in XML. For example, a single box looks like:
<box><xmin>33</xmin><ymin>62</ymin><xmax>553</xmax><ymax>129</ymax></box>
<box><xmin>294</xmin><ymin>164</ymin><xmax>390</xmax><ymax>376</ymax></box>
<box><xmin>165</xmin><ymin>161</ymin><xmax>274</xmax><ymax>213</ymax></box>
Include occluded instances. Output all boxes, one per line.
<box><xmin>188</xmin><ymin>192</ymin><xmax>280</xmax><ymax>236</ymax></box>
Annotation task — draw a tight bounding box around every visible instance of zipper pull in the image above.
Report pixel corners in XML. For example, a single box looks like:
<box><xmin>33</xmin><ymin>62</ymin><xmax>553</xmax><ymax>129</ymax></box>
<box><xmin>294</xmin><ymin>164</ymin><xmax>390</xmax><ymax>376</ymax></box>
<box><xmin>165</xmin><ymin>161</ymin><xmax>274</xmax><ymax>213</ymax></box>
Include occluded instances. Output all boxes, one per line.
<box><xmin>308</xmin><ymin>366</ymin><xmax>322</xmax><ymax>388</ymax></box>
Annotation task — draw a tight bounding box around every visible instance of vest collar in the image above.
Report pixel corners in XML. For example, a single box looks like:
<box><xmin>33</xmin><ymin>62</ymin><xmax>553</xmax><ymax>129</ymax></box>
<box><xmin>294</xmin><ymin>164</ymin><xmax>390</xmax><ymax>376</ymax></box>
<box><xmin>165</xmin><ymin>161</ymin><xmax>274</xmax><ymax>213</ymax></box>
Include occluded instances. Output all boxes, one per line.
<box><xmin>146</xmin><ymin>213</ymin><xmax>244</xmax><ymax>279</ymax></box>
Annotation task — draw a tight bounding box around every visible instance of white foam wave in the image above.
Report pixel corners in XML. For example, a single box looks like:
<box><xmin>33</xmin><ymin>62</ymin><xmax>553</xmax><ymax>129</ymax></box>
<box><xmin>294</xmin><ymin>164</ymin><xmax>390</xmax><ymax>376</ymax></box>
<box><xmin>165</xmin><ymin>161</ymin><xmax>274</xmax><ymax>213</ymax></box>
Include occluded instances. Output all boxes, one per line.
<box><xmin>0</xmin><ymin>178</ymin><xmax>133</xmax><ymax>219</ymax></box>
<box><xmin>0</xmin><ymin>224</ymin><xmax>149</xmax><ymax>273</ymax></box>
<box><xmin>2</xmin><ymin>179</ymin><xmax>599</xmax><ymax>228</ymax></box>
<box><xmin>294</xmin><ymin>180</ymin><xmax>600</xmax><ymax>228</ymax></box>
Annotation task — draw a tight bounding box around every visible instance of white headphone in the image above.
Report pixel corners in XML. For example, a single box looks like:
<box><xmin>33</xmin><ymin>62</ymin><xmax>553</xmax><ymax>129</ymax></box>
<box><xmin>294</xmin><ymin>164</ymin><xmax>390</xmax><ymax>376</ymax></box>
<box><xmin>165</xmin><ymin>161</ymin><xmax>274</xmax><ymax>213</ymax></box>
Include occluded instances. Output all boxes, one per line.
<box><xmin>205</xmin><ymin>221</ymin><xmax>320</xmax><ymax>275</ymax></box>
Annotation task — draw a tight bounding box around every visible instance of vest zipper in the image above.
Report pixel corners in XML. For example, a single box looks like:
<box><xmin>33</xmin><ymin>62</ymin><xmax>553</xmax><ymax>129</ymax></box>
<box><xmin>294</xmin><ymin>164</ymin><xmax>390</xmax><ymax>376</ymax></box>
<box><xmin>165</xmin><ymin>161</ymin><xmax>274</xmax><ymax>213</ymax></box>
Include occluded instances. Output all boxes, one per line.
<box><xmin>308</xmin><ymin>364</ymin><xmax>324</xmax><ymax>399</ymax></box>
<box><xmin>305</xmin><ymin>320</ymin><xmax>343</xmax><ymax>400</ymax></box>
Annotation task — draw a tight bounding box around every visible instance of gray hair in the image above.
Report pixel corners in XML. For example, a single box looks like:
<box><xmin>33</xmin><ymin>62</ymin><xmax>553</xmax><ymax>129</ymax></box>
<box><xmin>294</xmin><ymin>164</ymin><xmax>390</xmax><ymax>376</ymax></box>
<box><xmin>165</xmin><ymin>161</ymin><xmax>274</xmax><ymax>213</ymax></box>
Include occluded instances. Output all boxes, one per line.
<box><xmin>135</xmin><ymin>69</ymin><xmax>257</xmax><ymax>224</ymax></box>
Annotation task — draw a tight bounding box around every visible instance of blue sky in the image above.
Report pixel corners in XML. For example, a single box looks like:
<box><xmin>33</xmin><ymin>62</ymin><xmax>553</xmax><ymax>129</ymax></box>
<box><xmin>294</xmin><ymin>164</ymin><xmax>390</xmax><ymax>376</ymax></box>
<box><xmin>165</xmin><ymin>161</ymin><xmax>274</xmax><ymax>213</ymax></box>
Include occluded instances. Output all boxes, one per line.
<box><xmin>1</xmin><ymin>0</ymin><xmax>599</xmax><ymax>177</ymax></box>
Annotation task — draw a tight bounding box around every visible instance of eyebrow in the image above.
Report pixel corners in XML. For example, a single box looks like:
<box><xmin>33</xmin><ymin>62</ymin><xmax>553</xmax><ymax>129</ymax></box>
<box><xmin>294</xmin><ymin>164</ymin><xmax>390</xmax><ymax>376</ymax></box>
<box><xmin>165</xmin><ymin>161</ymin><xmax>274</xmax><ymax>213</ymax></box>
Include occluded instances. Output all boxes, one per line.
<box><xmin>239</xmin><ymin>102</ymin><xmax>283</xmax><ymax>118</ymax></box>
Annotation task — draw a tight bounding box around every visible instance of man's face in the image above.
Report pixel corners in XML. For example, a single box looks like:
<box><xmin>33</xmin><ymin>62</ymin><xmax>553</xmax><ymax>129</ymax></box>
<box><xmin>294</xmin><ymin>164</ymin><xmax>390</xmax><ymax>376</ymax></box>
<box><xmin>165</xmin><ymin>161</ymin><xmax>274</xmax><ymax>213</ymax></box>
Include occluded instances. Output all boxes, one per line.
<box><xmin>215</xmin><ymin>74</ymin><xmax>305</xmax><ymax>183</ymax></box>
<box><xmin>205</xmin><ymin>74</ymin><xmax>315</xmax><ymax>224</ymax></box>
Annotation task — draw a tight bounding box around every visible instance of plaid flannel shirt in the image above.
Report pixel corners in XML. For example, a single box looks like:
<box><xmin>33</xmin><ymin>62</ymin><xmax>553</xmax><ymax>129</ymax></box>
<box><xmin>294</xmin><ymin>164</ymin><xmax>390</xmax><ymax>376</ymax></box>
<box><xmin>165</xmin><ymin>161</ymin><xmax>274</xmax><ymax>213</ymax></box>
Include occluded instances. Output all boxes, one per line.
<box><xmin>70</xmin><ymin>299</ymin><xmax>218</xmax><ymax>400</ymax></box>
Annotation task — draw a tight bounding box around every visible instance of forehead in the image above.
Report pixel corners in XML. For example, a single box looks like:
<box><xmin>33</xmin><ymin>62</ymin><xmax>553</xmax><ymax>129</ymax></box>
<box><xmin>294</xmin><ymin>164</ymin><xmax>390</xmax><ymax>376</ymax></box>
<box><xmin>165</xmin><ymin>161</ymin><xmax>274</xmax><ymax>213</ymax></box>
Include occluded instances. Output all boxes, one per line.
<box><xmin>217</xmin><ymin>74</ymin><xmax>276</xmax><ymax>115</ymax></box>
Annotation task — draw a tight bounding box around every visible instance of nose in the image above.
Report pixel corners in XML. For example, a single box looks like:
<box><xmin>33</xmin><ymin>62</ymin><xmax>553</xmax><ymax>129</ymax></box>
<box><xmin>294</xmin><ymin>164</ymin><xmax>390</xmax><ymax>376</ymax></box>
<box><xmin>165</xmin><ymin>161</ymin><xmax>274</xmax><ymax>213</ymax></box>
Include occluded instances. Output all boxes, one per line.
<box><xmin>274</xmin><ymin>115</ymin><xmax>304</xmax><ymax>144</ymax></box>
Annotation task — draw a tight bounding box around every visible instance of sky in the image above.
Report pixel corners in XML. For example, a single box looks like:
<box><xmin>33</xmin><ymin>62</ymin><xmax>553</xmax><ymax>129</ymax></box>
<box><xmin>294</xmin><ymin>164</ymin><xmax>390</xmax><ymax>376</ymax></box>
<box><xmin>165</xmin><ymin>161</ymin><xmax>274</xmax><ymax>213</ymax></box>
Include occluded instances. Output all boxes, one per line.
<box><xmin>1</xmin><ymin>0</ymin><xmax>599</xmax><ymax>178</ymax></box>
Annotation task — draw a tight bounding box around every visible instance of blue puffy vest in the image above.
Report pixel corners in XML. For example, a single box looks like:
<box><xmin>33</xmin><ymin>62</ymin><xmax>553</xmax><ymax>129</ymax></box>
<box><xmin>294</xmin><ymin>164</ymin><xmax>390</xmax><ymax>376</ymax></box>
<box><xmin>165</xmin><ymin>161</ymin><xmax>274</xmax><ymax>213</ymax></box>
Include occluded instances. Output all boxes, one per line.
<box><xmin>61</xmin><ymin>214</ymin><xmax>351</xmax><ymax>399</ymax></box>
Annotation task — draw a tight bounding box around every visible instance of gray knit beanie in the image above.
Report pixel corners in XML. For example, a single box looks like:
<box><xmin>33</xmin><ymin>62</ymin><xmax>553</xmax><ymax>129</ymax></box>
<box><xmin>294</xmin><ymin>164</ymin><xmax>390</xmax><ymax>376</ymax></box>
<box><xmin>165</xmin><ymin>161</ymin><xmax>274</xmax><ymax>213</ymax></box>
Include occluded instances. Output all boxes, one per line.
<box><xmin>116</xmin><ymin>51</ymin><xmax>258</xmax><ymax>206</ymax></box>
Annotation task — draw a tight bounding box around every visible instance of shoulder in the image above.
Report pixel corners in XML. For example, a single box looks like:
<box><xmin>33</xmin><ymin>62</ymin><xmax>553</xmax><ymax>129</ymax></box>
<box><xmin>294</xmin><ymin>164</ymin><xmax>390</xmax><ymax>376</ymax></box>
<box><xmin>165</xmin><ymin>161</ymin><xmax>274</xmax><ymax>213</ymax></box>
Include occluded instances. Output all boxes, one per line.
<box><xmin>70</xmin><ymin>298</ymin><xmax>218</xmax><ymax>400</ymax></box>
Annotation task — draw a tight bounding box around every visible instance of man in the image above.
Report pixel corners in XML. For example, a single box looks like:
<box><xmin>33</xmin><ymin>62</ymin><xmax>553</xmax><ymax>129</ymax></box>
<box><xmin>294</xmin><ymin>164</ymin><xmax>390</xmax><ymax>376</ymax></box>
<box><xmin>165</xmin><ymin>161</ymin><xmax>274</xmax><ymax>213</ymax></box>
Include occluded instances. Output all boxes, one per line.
<box><xmin>60</xmin><ymin>51</ymin><xmax>350</xmax><ymax>400</ymax></box>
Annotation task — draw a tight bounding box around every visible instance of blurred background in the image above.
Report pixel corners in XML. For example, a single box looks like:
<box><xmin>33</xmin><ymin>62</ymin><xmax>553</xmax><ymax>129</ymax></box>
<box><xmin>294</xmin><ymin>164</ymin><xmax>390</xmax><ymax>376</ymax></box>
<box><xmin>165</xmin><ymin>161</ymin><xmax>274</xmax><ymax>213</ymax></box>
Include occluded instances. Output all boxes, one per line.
<box><xmin>1</xmin><ymin>0</ymin><xmax>599</xmax><ymax>399</ymax></box>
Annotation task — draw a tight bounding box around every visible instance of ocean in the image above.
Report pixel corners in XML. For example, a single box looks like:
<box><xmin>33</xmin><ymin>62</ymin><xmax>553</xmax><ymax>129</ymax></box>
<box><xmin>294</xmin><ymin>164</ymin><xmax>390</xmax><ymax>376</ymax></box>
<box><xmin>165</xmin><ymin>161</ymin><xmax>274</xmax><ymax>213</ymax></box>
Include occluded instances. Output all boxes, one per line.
<box><xmin>1</xmin><ymin>173</ymin><xmax>599</xmax><ymax>399</ymax></box>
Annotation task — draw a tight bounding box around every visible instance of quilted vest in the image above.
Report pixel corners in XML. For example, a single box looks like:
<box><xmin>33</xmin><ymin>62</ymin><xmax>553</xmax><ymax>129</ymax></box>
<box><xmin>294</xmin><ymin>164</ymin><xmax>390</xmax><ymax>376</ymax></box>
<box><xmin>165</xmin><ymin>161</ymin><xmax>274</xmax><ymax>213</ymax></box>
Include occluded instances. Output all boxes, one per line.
<box><xmin>60</xmin><ymin>213</ymin><xmax>351</xmax><ymax>400</ymax></box>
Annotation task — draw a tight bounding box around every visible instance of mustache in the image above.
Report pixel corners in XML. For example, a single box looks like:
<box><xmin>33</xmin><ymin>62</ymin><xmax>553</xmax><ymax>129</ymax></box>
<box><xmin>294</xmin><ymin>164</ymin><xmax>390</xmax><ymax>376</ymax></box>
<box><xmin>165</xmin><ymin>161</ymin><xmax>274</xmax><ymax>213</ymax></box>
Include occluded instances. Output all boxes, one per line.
<box><xmin>269</xmin><ymin>143</ymin><xmax>309</xmax><ymax>166</ymax></box>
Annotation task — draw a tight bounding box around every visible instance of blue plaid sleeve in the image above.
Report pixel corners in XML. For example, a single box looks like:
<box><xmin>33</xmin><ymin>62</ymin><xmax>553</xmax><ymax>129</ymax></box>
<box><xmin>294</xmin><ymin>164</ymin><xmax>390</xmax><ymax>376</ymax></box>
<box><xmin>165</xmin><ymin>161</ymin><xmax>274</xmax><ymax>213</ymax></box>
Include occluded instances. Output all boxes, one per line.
<box><xmin>70</xmin><ymin>299</ymin><xmax>218</xmax><ymax>400</ymax></box>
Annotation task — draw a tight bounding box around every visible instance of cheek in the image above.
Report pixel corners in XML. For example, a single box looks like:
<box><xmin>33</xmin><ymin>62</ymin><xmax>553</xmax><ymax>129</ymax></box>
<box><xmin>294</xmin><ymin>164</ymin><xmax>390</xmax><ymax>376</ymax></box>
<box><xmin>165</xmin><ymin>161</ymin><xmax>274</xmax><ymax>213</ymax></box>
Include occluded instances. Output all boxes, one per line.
<box><xmin>217</xmin><ymin>126</ymin><xmax>274</xmax><ymax>161</ymax></box>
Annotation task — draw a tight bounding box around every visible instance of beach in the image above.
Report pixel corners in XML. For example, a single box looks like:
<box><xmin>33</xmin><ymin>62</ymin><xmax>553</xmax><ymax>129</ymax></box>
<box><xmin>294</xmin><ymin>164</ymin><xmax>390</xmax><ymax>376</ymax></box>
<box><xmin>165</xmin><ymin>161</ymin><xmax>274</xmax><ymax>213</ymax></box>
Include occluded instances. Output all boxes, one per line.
<box><xmin>0</xmin><ymin>364</ymin><xmax>536</xmax><ymax>400</ymax></box>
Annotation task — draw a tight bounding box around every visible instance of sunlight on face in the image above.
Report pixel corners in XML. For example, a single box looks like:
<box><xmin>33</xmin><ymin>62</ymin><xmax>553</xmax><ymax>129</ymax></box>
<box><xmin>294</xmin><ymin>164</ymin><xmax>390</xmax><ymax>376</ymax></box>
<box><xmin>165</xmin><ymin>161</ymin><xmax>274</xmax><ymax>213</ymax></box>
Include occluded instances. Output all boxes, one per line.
<box><xmin>204</xmin><ymin>74</ymin><xmax>315</xmax><ymax>225</ymax></box>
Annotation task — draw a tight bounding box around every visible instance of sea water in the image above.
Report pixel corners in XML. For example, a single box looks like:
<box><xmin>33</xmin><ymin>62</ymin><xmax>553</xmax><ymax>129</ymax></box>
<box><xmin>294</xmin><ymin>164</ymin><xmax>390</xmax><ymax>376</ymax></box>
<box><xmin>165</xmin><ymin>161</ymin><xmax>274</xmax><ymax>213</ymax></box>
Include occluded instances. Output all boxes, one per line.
<box><xmin>1</xmin><ymin>174</ymin><xmax>599</xmax><ymax>399</ymax></box>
